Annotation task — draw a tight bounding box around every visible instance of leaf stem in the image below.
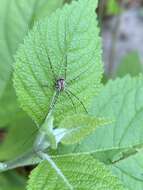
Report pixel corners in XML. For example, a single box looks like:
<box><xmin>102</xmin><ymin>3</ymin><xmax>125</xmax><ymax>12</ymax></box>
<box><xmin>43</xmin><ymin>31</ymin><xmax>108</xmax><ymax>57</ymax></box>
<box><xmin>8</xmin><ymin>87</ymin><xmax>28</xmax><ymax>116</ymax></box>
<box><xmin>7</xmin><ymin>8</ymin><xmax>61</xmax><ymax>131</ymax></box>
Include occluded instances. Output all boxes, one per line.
<box><xmin>0</xmin><ymin>150</ymin><xmax>40</xmax><ymax>172</ymax></box>
<box><xmin>0</xmin><ymin>128</ymin><xmax>67</xmax><ymax>172</ymax></box>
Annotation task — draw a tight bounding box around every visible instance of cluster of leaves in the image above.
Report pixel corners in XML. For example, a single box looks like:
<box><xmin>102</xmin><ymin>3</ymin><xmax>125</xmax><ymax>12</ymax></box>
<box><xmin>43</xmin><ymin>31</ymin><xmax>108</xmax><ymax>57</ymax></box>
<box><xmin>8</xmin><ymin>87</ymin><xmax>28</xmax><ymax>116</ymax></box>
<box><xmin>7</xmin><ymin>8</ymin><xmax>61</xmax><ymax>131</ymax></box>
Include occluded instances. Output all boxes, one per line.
<box><xmin>0</xmin><ymin>0</ymin><xmax>143</xmax><ymax>189</ymax></box>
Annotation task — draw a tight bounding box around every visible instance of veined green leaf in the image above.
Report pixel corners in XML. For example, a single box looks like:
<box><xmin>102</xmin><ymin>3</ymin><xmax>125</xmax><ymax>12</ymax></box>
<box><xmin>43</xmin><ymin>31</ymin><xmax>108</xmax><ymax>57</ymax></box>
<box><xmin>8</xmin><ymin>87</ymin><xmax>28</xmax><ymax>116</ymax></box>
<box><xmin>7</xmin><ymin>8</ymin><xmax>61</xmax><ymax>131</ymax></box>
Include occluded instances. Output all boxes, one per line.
<box><xmin>57</xmin><ymin>75</ymin><xmax>143</xmax><ymax>189</ymax></box>
<box><xmin>75</xmin><ymin>75</ymin><xmax>143</xmax><ymax>189</ymax></box>
<box><xmin>14</xmin><ymin>0</ymin><xmax>103</xmax><ymax>125</ymax></box>
<box><xmin>89</xmin><ymin>75</ymin><xmax>143</xmax><ymax>149</ymax></box>
<box><xmin>0</xmin><ymin>0</ymin><xmax>64</xmax><ymax>126</ymax></box>
<box><xmin>111</xmin><ymin>151</ymin><xmax>143</xmax><ymax>190</ymax></box>
<box><xmin>27</xmin><ymin>154</ymin><xmax>126</xmax><ymax>190</ymax></box>
<box><xmin>68</xmin><ymin>75</ymin><xmax>143</xmax><ymax>152</ymax></box>
<box><xmin>60</xmin><ymin>114</ymin><xmax>111</xmax><ymax>144</ymax></box>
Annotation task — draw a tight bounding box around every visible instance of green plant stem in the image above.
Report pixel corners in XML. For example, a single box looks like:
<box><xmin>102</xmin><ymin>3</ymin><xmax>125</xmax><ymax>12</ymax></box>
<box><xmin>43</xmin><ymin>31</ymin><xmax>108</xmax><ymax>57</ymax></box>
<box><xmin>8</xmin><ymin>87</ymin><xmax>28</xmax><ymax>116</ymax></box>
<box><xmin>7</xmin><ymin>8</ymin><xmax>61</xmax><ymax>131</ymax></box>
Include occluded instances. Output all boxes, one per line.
<box><xmin>0</xmin><ymin>150</ymin><xmax>41</xmax><ymax>172</ymax></box>
<box><xmin>0</xmin><ymin>127</ymin><xmax>67</xmax><ymax>172</ymax></box>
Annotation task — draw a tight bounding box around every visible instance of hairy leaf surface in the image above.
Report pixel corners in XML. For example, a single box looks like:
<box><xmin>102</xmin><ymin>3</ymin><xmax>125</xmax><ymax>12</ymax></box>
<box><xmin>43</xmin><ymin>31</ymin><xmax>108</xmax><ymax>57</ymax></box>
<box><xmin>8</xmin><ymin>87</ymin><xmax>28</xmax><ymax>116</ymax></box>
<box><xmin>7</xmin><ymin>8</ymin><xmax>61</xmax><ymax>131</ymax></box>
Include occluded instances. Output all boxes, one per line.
<box><xmin>0</xmin><ymin>0</ymin><xmax>64</xmax><ymax>126</ymax></box>
<box><xmin>72</xmin><ymin>75</ymin><xmax>143</xmax><ymax>189</ymax></box>
<box><xmin>89</xmin><ymin>75</ymin><xmax>143</xmax><ymax>148</ymax></box>
<box><xmin>27</xmin><ymin>154</ymin><xmax>126</xmax><ymax>190</ymax></box>
<box><xmin>60</xmin><ymin>114</ymin><xmax>110</xmax><ymax>144</ymax></box>
<box><xmin>111</xmin><ymin>151</ymin><xmax>143</xmax><ymax>190</ymax></box>
<box><xmin>14</xmin><ymin>0</ymin><xmax>103</xmax><ymax>125</ymax></box>
<box><xmin>57</xmin><ymin>75</ymin><xmax>143</xmax><ymax>189</ymax></box>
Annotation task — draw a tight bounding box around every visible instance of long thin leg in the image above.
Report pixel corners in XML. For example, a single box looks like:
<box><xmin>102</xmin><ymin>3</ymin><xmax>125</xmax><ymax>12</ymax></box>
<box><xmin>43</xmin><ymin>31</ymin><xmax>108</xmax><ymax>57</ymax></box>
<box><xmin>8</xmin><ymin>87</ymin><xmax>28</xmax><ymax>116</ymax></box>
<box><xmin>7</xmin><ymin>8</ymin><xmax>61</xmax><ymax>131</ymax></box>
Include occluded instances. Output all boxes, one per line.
<box><xmin>37</xmin><ymin>22</ymin><xmax>57</xmax><ymax>81</ymax></box>
<box><xmin>64</xmin><ymin>21</ymin><xmax>68</xmax><ymax>80</ymax></box>
<box><xmin>67</xmin><ymin>89</ymin><xmax>88</xmax><ymax>114</ymax></box>
<box><xmin>65</xmin><ymin>91</ymin><xmax>77</xmax><ymax>113</ymax></box>
<box><xmin>57</xmin><ymin>55</ymin><xmax>65</xmax><ymax>79</ymax></box>
<box><xmin>67</xmin><ymin>68</ymin><xmax>89</xmax><ymax>85</ymax></box>
<box><xmin>46</xmin><ymin>52</ymin><xmax>57</xmax><ymax>81</ymax></box>
<box><xmin>41</xmin><ymin>84</ymin><xmax>49</xmax><ymax>88</ymax></box>
<box><xmin>64</xmin><ymin>54</ymin><xmax>68</xmax><ymax>80</ymax></box>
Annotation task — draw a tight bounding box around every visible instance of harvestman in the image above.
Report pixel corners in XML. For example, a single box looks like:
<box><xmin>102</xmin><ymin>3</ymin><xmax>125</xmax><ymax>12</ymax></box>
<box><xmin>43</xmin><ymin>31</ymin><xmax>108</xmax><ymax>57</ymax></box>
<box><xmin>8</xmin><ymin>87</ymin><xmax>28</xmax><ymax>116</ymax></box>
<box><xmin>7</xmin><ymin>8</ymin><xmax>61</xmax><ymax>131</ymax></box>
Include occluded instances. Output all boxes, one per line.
<box><xmin>0</xmin><ymin>28</ymin><xmax>90</xmax><ymax>189</ymax></box>
<box><xmin>38</xmin><ymin>21</ymin><xmax>88</xmax><ymax>116</ymax></box>
<box><xmin>0</xmin><ymin>54</ymin><xmax>89</xmax><ymax>189</ymax></box>
<box><xmin>45</xmin><ymin>51</ymin><xmax>88</xmax><ymax>116</ymax></box>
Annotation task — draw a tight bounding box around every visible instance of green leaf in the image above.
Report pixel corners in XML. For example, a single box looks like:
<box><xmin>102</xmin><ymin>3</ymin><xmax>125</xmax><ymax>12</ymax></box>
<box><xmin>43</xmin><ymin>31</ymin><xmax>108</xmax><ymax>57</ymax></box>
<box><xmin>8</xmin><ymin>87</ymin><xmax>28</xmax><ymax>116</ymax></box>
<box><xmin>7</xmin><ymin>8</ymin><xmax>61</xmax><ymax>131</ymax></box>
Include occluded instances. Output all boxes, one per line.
<box><xmin>34</xmin><ymin>0</ymin><xmax>65</xmax><ymax>19</ymax></box>
<box><xmin>75</xmin><ymin>75</ymin><xmax>143</xmax><ymax>189</ymax></box>
<box><xmin>13</xmin><ymin>0</ymin><xmax>103</xmax><ymax>125</ymax></box>
<box><xmin>89</xmin><ymin>75</ymin><xmax>143</xmax><ymax>149</ymax></box>
<box><xmin>60</xmin><ymin>114</ymin><xmax>111</xmax><ymax>144</ymax></box>
<box><xmin>0</xmin><ymin>171</ymin><xmax>26</xmax><ymax>190</ymax></box>
<box><xmin>0</xmin><ymin>0</ymin><xmax>64</xmax><ymax>126</ymax></box>
<box><xmin>57</xmin><ymin>75</ymin><xmax>143</xmax><ymax>189</ymax></box>
<box><xmin>111</xmin><ymin>151</ymin><xmax>143</xmax><ymax>190</ymax></box>
<box><xmin>27</xmin><ymin>154</ymin><xmax>126</xmax><ymax>190</ymax></box>
<box><xmin>115</xmin><ymin>52</ymin><xmax>143</xmax><ymax>77</ymax></box>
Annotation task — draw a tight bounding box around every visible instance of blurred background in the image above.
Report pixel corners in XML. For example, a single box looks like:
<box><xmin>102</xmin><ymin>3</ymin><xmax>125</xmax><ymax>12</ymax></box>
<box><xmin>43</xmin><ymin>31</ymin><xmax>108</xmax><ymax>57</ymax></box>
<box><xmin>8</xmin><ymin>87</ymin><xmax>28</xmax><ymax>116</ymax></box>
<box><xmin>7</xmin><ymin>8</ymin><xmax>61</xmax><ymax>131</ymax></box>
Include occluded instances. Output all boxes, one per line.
<box><xmin>98</xmin><ymin>0</ymin><xmax>143</xmax><ymax>79</ymax></box>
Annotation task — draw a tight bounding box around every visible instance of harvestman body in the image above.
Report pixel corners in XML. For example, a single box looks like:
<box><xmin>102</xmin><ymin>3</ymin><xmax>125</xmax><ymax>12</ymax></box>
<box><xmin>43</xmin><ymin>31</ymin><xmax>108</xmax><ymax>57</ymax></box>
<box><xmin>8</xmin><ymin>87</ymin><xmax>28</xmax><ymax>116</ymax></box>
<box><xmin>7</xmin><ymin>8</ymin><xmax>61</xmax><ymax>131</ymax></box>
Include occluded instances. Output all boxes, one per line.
<box><xmin>56</xmin><ymin>78</ymin><xmax>65</xmax><ymax>92</ymax></box>
<box><xmin>48</xmin><ymin>74</ymin><xmax>88</xmax><ymax>114</ymax></box>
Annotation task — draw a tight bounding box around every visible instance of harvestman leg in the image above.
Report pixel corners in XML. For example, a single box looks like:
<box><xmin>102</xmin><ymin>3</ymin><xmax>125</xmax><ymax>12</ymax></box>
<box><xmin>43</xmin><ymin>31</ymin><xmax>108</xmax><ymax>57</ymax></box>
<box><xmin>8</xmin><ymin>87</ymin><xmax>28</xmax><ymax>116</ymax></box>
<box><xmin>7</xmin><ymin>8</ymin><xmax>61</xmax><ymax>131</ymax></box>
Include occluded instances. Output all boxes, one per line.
<box><xmin>65</xmin><ymin>66</ymin><xmax>89</xmax><ymax>114</ymax></box>
<box><xmin>67</xmin><ymin>89</ymin><xmax>88</xmax><ymax>113</ymax></box>
<box><xmin>34</xmin><ymin>30</ymin><xmax>61</xmax><ymax>116</ymax></box>
<box><xmin>65</xmin><ymin>65</ymin><xmax>93</xmax><ymax>113</ymax></box>
<box><xmin>64</xmin><ymin>20</ymin><xmax>68</xmax><ymax>81</ymax></box>
<box><xmin>67</xmin><ymin>68</ymin><xmax>88</xmax><ymax>85</ymax></box>
<box><xmin>63</xmin><ymin>26</ymin><xmax>88</xmax><ymax>114</ymax></box>
<box><xmin>64</xmin><ymin>55</ymin><xmax>87</xmax><ymax>114</ymax></box>
<box><xmin>64</xmin><ymin>54</ymin><xmax>68</xmax><ymax>80</ymax></box>
<box><xmin>63</xmin><ymin>54</ymin><xmax>88</xmax><ymax>113</ymax></box>
<box><xmin>37</xmin><ymin>22</ymin><xmax>57</xmax><ymax>82</ymax></box>
<box><xmin>65</xmin><ymin>91</ymin><xmax>77</xmax><ymax>113</ymax></box>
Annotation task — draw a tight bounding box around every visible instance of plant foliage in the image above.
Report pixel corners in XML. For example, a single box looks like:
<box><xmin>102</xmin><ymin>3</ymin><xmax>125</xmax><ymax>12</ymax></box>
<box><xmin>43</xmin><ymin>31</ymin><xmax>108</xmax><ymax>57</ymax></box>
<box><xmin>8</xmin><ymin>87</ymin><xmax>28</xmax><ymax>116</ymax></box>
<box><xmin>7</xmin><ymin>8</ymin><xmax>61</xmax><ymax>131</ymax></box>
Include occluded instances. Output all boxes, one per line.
<box><xmin>27</xmin><ymin>154</ymin><xmax>126</xmax><ymax>190</ymax></box>
<box><xmin>0</xmin><ymin>0</ymin><xmax>143</xmax><ymax>189</ymax></box>
<box><xmin>0</xmin><ymin>0</ymin><xmax>64</xmax><ymax>126</ymax></box>
<box><xmin>13</xmin><ymin>0</ymin><xmax>103</xmax><ymax>125</ymax></box>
